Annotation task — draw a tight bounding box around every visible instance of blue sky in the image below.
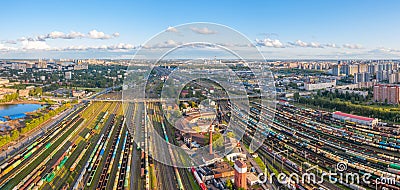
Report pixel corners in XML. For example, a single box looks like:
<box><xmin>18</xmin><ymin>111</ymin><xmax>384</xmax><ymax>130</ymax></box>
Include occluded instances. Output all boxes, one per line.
<box><xmin>0</xmin><ymin>0</ymin><xmax>400</xmax><ymax>59</ymax></box>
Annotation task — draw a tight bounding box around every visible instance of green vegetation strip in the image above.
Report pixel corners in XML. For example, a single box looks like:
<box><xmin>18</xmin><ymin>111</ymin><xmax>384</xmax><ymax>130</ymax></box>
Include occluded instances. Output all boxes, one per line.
<box><xmin>150</xmin><ymin>165</ymin><xmax>157</xmax><ymax>190</ymax></box>
<box><xmin>295</xmin><ymin>96</ymin><xmax>400</xmax><ymax>123</ymax></box>
<box><xmin>0</xmin><ymin>103</ymin><xmax>72</xmax><ymax>148</ymax></box>
<box><xmin>254</xmin><ymin>156</ymin><xmax>267</xmax><ymax>171</ymax></box>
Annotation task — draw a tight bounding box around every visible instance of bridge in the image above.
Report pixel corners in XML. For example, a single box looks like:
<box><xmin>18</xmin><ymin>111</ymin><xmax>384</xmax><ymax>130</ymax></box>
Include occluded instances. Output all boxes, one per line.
<box><xmin>84</xmin><ymin>95</ymin><xmax>268</xmax><ymax>103</ymax></box>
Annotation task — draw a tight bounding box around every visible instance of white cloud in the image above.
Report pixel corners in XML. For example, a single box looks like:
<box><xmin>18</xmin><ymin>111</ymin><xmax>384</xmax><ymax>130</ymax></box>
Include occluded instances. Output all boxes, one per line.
<box><xmin>286</xmin><ymin>40</ymin><xmax>363</xmax><ymax>49</ymax></box>
<box><xmin>370</xmin><ymin>48</ymin><xmax>400</xmax><ymax>55</ymax></box>
<box><xmin>112</xmin><ymin>32</ymin><xmax>120</xmax><ymax>37</ymax></box>
<box><xmin>3</xmin><ymin>40</ymin><xmax>17</xmax><ymax>44</ymax></box>
<box><xmin>143</xmin><ymin>40</ymin><xmax>182</xmax><ymax>49</ymax></box>
<box><xmin>166</xmin><ymin>26</ymin><xmax>179</xmax><ymax>33</ymax></box>
<box><xmin>64</xmin><ymin>31</ymin><xmax>86</xmax><ymax>39</ymax></box>
<box><xmin>190</xmin><ymin>27</ymin><xmax>217</xmax><ymax>35</ymax></box>
<box><xmin>288</xmin><ymin>40</ymin><xmax>330</xmax><ymax>48</ymax></box>
<box><xmin>308</xmin><ymin>42</ymin><xmax>322</xmax><ymax>48</ymax></box>
<box><xmin>290</xmin><ymin>40</ymin><xmax>308</xmax><ymax>47</ymax></box>
<box><xmin>324</xmin><ymin>43</ymin><xmax>339</xmax><ymax>48</ymax></box>
<box><xmin>255</xmin><ymin>38</ymin><xmax>285</xmax><ymax>48</ymax></box>
<box><xmin>0</xmin><ymin>43</ymin><xmax>17</xmax><ymax>51</ymax></box>
<box><xmin>21</xmin><ymin>31</ymin><xmax>85</xmax><ymax>41</ymax></box>
<box><xmin>288</xmin><ymin>40</ymin><xmax>323</xmax><ymax>48</ymax></box>
<box><xmin>16</xmin><ymin>30</ymin><xmax>119</xmax><ymax>42</ymax></box>
<box><xmin>88</xmin><ymin>30</ymin><xmax>113</xmax><ymax>39</ymax></box>
<box><xmin>21</xmin><ymin>40</ymin><xmax>51</xmax><ymax>50</ymax></box>
<box><xmin>343</xmin><ymin>43</ymin><xmax>363</xmax><ymax>49</ymax></box>
<box><xmin>108</xmin><ymin>43</ymin><xmax>134</xmax><ymax>49</ymax></box>
<box><xmin>47</xmin><ymin>31</ymin><xmax>65</xmax><ymax>39</ymax></box>
<box><xmin>58</xmin><ymin>43</ymin><xmax>135</xmax><ymax>51</ymax></box>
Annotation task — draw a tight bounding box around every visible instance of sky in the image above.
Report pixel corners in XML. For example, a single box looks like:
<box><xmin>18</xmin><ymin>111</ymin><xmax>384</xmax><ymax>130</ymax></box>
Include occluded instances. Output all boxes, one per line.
<box><xmin>0</xmin><ymin>0</ymin><xmax>400</xmax><ymax>59</ymax></box>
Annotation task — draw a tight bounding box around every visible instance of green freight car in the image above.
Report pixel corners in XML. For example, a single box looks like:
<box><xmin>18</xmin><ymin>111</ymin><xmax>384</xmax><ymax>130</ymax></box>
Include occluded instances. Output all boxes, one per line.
<box><xmin>389</xmin><ymin>163</ymin><xmax>400</xmax><ymax>170</ymax></box>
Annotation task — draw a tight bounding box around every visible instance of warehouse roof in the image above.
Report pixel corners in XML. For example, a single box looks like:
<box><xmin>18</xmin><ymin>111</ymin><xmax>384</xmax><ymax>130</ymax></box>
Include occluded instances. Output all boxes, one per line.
<box><xmin>333</xmin><ymin>111</ymin><xmax>374</xmax><ymax>122</ymax></box>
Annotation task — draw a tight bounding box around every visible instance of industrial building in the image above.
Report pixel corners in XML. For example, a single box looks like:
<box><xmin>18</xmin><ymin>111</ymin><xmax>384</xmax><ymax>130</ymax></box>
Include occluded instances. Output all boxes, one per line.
<box><xmin>332</xmin><ymin>111</ymin><xmax>378</xmax><ymax>126</ymax></box>
<box><xmin>304</xmin><ymin>80</ymin><xmax>336</xmax><ymax>91</ymax></box>
<box><xmin>234</xmin><ymin>159</ymin><xmax>247</xmax><ymax>189</ymax></box>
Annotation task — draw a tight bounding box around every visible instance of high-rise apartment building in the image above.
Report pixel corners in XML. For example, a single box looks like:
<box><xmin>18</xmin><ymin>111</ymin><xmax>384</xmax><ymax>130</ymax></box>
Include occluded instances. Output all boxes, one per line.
<box><xmin>373</xmin><ymin>85</ymin><xmax>400</xmax><ymax>104</ymax></box>
<box><xmin>332</xmin><ymin>64</ymin><xmax>341</xmax><ymax>76</ymax></box>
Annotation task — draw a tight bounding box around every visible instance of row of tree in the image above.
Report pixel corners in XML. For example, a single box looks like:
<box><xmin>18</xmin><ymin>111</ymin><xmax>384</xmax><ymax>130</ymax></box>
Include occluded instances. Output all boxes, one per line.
<box><xmin>29</xmin><ymin>87</ymin><xmax>43</xmax><ymax>97</ymax></box>
<box><xmin>297</xmin><ymin>96</ymin><xmax>400</xmax><ymax>122</ymax></box>
<box><xmin>22</xmin><ymin>103</ymin><xmax>71</xmax><ymax>133</ymax></box>
<box><xmin>0</xmin><ymin>93</ymin><xmax>19</xmax><ymax>103</ymax></box>
<box><xmin>316</xmin><ymin>89</ymin><xmax>372</xmax><ymax>103</ymax></box>
<box><xmin>0</xmin><ymin>130</ymin><xmax>19</xmax><ymax>148</ymax></box>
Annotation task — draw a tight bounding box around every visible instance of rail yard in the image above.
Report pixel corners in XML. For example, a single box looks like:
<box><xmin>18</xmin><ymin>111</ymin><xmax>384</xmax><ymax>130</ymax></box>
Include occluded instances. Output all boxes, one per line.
<box><xmin>0</xmin><ymin>99</ymin><xmax>137</xmax><ymax>190</ymax></box>
<box><xmin>221</xmin><ymin>98</ymin><xmax>400</xmax><ymax>190</ymax></box>
<box><xmin>0</xmin><ymin>91</ymin><xmax>399</xmax><ymax>190</ymax></box>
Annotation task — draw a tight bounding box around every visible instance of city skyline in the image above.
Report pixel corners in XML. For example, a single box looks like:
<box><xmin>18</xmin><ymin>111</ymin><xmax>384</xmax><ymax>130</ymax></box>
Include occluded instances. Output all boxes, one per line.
<box><xmin>1</xmin><ymin>0</ymin><xmax>400</xmax><ymax>59</ymax></box>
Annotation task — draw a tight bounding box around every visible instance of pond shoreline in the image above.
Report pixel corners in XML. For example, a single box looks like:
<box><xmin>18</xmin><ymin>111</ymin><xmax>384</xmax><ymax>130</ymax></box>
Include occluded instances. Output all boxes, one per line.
<box><xmin>0</xmin><ymin>103</ymin><xmax>45</xmax><ymax>119</ymax></box>
<box><xmin>0</xmin><ymin>100</ymin><xmax>46</xmax><ymax>105</ymax></box>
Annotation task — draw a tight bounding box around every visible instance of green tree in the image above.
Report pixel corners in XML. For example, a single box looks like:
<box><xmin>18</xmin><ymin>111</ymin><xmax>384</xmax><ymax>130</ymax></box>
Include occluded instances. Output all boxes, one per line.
<box><xmin>205</xmin><ymin>132</ymin><xmax>223</xmax><ymax>147</ymax></box>
<box><xmin>293</xmin><ymin>92</ymin><xmax>300</xmax><ymax>101</ymax></box>
<box><xmin>226</xmin><ymin>179</ymin><xmax>233</xmax><ymax>190</ymax></box>
<box><xmin>190</xmin><ymin>101</ymin><xmax>197</xmax><ymax>108</ymax></box>
<box><xmin>10</xmin><ymin>130</ymin><xmax>19</xmax><ymax>141</ymax></box>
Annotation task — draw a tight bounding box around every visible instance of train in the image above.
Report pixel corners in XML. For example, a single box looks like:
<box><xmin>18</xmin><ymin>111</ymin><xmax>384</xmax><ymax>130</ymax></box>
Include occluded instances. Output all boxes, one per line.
<box><xmin>191</xmin><ymin>167</ymin><xmax>207</xmax><ymax>190</ymax></box>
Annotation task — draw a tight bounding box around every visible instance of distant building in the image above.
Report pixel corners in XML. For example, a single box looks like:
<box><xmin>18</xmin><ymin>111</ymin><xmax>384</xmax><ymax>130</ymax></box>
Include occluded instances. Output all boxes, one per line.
<box><xmin>358</xmin><ymin>64</ymin><xmax>368</xmax><ymax>73</ymax></box>
<box><xmin>72</xmin><ymin>90</ymin><xmax>86</xmax><ymax>97</ymax></box>
<box><xmin>18</xmin><ymin>89</ymin><xmax>30</xmax><ymax>97</ymax></box>
<box><xmin>326</xmin><ymin>88</ymin><xmax>368</xmax><ymax>97</ymax></box>
<box><xmin>36</xmin><ymin>59</ymin><xmax>47</xmax><ymax>69</ymax></box>
<box><xmin>11</xmin><ymin>63</ymin><xmax>26</xmax><ymax>72</ymax></box>
<box><xmin>343</xmin><ymin>65</ymin><xmax>358</xmax><ymax>76</ymax></box>
<box><xmin>11</xmin><ymin>63</ymin><xmax>19</xmax><ymax>70</ymax></box>
<box><xmin>373</xmin><ymin>84</ymin><xmax>400</xmax><ymax>104</ymax></box>
<box><xmin>332</xmin><ymin>64</ymin><xmax>341</xmax><ymax>76</ymax></box>
<box><xmin>389</xmin><ymin>72</ymin><xmax>400</xmax><ymax>84</ymax></box>
<box><xmin>377</xmin><ymin>70</ymin><xmax>390</xmax><ymax>82</ymax></box>
<box><xmin>234</xmin><ymin>159</ymin><xmax>247</xmax><ymax>190</ymax></box>
<box><xmin>332</xmin><ymin>111</ymin><xmax>378</xmax><ymax>126</ymax></box>
<box><xmin>74</xmin><ymin>64</ymin><xmax>88</xmax><ymax>70</ymax></box>
<box><xmin>353</xmin><ymin>72</ymin><xmax>370</xmax><ymax>83</ymax></box>
<box><xmin>65</xmin><ymin>72</ymin><xmax>72</xmax><ymax>80</ymax></box>
<box><xmin>25</xmin><ymin>62</ymin><xmax>34</xmax><ymax>69</ymax></box>
<box><xmin>304</xmin><ymin>80</ymin><xmax>336</xmax><ymax>91</ymax></box>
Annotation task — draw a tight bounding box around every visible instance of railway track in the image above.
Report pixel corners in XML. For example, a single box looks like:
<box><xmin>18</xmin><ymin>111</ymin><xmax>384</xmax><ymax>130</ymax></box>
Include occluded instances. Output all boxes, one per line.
<box><xmin>0</xmin><ymin>104</ymin><xmax>87</xmax><ymax>189</ymax></box>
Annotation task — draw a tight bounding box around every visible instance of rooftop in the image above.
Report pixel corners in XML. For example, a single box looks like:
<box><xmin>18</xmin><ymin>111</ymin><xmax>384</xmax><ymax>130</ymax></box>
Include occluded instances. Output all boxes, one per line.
<box><xmin>333</xmin><ymin>111</ymin><xmax>375</xmax><ymax>122</ymax></box>
<box><xmin>234</xmin><ymin>159</ymin><xmax>247</xmax><ymax>169</ymax></box>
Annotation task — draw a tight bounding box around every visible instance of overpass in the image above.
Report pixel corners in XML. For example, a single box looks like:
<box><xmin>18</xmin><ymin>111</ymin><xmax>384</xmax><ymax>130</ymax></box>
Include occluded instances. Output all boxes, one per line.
<box><xmin>84</xmin><ymin>95</ymin><xmax>268</xmax><ymax>103</ymax></box>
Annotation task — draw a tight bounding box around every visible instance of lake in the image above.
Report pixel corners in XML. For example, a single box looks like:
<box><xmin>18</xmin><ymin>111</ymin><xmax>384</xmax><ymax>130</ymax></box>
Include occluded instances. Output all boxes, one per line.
<box><xmin>0</xmin><ymin>104</ymin><xmax>43</xmax><ymax>117</ymax></box>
